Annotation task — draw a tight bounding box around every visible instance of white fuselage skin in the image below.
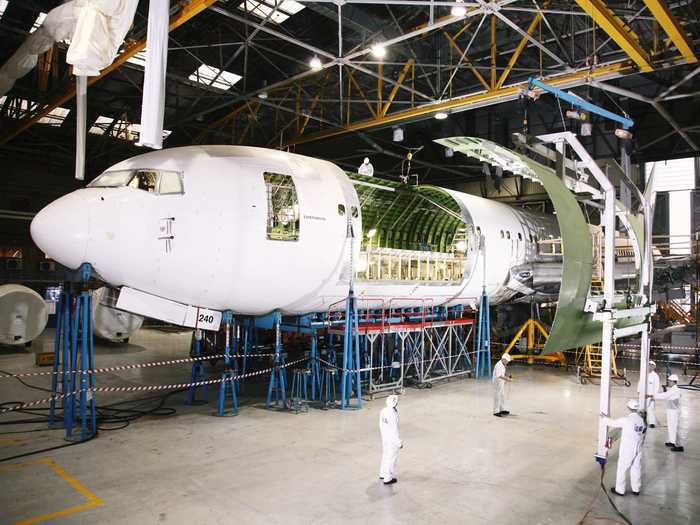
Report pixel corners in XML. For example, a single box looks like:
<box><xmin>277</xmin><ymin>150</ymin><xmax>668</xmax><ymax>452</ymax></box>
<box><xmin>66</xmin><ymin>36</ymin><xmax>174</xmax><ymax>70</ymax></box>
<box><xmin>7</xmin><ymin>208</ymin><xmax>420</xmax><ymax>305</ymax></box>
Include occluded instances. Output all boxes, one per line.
<box><xmin>30</xmin><ymin>146</ymin><xmax>557</xmax><ymax>318</ymax></box>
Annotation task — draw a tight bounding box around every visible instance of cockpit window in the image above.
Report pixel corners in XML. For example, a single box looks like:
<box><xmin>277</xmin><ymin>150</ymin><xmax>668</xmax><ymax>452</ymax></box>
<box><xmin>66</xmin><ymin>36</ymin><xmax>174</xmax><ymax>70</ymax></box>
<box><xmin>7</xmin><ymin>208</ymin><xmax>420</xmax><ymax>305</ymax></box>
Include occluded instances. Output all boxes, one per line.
<box><xmin>158</xmin><ymin>171</ymin><xmax>184</xmax><ymax>195</ymax></box>
<box><xmin>88</xmin><ymin>169</ymin><xmax>183</xmax><ymax>195</ymax></box>
<box><xmin>127</xmin><ymin>170</ymin><xmax>157</xmax><ymax>192</ymax></box>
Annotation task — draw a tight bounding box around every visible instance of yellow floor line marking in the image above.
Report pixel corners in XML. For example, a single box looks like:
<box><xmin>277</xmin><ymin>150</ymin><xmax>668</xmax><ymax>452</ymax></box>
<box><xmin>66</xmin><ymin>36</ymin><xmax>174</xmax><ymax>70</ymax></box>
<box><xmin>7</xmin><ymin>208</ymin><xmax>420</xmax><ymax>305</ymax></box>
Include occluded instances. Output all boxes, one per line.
<box><xmin>0</xmin><ymin>437</ymin><xmax>28</xmax><ymax>445</ymax></box>
<box><xmin>0</xmin><ymin>457</ymin><xmax>103</xmax><ymax>525</ymax></box>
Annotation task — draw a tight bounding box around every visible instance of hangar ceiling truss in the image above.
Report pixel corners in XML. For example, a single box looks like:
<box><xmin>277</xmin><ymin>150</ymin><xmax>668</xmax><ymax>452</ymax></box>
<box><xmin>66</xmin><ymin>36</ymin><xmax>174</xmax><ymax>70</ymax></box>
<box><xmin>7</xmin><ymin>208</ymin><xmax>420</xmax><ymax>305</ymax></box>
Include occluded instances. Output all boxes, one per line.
<box><xmin>0</xmin><ymin>0</ymin><xmax>698</xmax><ymax>166</ymax></box>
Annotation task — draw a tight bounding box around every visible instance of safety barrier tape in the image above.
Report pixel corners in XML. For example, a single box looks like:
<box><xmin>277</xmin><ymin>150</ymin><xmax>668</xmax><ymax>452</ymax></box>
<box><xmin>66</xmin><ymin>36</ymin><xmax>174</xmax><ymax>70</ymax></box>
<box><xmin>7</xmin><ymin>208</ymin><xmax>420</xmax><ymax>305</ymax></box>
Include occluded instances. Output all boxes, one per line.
<box><xmin>0</xmin><ymin>358</ymin><xmax>307</xmax><ymax>415</ymax></box>
<box><xmin>0</xmin><ymin>353</ymin><xmax>279</xmax><ymax>380</ymax></box>
<box><xmin>489</xmin><ymin>340</ymin><xmax>700</xmax><ymax>353</ymax></box>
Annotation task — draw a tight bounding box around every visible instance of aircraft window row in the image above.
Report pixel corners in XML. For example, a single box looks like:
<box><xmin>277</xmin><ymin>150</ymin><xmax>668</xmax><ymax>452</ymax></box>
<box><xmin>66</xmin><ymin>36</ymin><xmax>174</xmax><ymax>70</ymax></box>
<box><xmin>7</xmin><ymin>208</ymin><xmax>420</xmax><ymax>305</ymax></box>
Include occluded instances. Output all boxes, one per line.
<box><xmin>337</xmin><ymin>204</ymin><xmax>359</xmax><ymax>218</ymax></box>
<box><xmin>264</xmin><ymin>172</ymin><xmax>300</xmax><ymax>242</ymax></box>
<box><xmin>88</xmin><ymin>169</ymin><xmax>184</xmax><ymax>195</ymax></box>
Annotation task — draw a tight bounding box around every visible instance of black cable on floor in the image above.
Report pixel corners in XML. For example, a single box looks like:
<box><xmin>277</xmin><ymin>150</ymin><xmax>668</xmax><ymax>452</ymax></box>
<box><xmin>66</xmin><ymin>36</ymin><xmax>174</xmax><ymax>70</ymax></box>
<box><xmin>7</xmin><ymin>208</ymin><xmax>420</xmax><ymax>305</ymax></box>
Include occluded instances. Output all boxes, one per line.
<box><xmin>0</xmin><ymin>372</ymin><xmax>185</xmax><ymax>460</ymax></box>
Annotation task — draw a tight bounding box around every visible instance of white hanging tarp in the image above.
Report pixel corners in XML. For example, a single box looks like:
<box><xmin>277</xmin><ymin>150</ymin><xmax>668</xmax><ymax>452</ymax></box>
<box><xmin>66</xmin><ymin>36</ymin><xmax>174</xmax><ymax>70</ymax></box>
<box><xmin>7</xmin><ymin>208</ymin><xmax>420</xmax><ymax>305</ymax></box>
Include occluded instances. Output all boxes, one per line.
<box><xmin>136</xmin><ymin>0</ymin><xmax>170</xmax><ymax>150</ymax></box>
<box><xmin>0</xmin><ymin>3</ymin><xmax>76</xmax><ymax>96</ymax></box>
<box><xmin>0</xmin><ymin>1</ymin><xmax>139</xmax><ymax>96</ymax></box>
<box><xmin>67</xmin><ymin>0</ymin><xmax>140</xmax><ymax>76</ymax></box>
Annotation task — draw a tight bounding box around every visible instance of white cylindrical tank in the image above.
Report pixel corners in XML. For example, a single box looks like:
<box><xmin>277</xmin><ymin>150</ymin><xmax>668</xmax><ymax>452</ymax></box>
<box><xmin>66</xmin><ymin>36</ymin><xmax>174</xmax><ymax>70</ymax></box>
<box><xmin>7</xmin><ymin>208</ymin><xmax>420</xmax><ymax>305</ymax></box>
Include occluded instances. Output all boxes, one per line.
<box><xmin>0</xmin><ymin>284</ymin><xmax>49</xmax><ymax>345</ymax></box>
<box><xmin>92</xmin><ymin>287</ymin><xmax>144</xmax><ymax>342</ymax></box>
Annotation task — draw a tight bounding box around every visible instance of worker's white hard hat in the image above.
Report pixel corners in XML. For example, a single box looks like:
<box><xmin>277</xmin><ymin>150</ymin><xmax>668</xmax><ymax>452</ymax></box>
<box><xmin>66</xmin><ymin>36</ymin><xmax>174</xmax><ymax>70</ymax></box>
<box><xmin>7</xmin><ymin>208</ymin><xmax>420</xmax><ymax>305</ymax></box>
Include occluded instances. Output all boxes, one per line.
<box><xmin>363</xmin><ymin>157</ymin><xmax>370</xmax><ymax>163</ymax></box>
<box><xmin>386</xmin><ymin>395</ymin><xmax>399</xmax><ymax>408</ymax></box>
<box><xmin>668</xmin><ymin>374</ymin><xmax>679</xmax><ymax>382</ymax></box>
<box><xmin>627</xmin><ymin>399</ymin><xmax>640</xmax><ymax>411</ymax></box>
<box><xmin>649</xmin><ymin>360</ymin><xmax>656</xmax><ymax>367</ymax></box>
<box><xmin>502</xmin><ymin>353</ymin><xmax>512</xmax><ymax>362</ymax></box>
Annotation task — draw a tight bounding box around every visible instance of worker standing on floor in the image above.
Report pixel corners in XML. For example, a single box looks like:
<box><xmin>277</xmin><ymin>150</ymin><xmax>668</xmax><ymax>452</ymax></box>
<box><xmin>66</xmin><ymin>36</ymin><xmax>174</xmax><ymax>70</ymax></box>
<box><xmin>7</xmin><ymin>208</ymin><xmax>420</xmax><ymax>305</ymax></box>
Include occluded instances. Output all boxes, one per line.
<box><xmin>654</xmin><ymin>374</ymin><xmax>684</xmax><ymax>452</ymax></box>
<box><xmin>493</xmin><ymin>353</ymin><xmax>513</xmax><ymax>417</ymax></box>
<box><xmin>638</xmin><ymin>360</ymin><xmax>661</xmax><ymax>428</ymax></box>
<box><xmin>379</xmin><ymin>395</ymin><xmax>403</xmax><ymax>485</ymax></box>
<box><xmin>603</xmin><ymin>399</ymin><xmax>646</xmax><ymax>497</ymax></box>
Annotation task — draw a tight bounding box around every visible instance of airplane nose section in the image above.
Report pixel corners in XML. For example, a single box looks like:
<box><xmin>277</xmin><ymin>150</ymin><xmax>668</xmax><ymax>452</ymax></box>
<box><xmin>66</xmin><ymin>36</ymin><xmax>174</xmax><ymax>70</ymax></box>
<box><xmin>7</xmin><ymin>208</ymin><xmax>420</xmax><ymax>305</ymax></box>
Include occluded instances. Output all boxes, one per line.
<box><xmin>31</xmin><ymin>193</ymin><xmax>89</xmax><ymax>270</ymax></box>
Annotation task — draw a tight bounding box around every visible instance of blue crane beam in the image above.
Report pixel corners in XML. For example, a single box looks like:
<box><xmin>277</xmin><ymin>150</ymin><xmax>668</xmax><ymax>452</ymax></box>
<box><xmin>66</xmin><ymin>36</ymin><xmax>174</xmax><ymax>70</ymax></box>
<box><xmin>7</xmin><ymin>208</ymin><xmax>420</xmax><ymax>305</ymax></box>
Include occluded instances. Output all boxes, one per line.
<box><xmin>528</xmin><ymin>77</ymin><xmax>635</xmax><ymax>129</ymax></box>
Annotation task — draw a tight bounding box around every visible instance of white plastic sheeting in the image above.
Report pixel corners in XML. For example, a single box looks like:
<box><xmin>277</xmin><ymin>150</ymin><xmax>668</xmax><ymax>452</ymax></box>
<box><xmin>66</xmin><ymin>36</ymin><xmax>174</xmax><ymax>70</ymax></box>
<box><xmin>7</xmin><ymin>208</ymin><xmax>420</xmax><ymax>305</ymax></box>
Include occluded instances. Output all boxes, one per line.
<box><xmin>0</xmin><ymin>2</ymin><xmax>75</xmax><ymax>96</ymax></box>
<box><xmin>67</xmin><ymin>0</ymin><xmax>140</xmax><ymax>76</ymax></box>
<box><xmin>136</xmin><ymin>1</ymin><xmax>170</xmax><ymax>150</ymax></box>
<box><xmin>0</xmin><ymin>1</ymin><xmax>139</xmax><ymax>96</ymax></box>
<box><xmin>75</xmin><ymin>75</ymin><xmax>87</xmax><ymax>180</ymax></box>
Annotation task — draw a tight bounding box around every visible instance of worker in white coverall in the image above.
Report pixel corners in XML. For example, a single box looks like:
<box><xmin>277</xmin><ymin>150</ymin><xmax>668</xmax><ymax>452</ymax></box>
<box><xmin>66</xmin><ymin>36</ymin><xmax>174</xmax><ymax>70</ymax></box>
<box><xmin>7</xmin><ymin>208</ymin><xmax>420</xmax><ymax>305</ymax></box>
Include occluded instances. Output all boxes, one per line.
<box><xmin>358</xmin><ymin>157</ymin><xmax>374</xmax><ymax>176</ymax></box>
<box><xmin>603</xmin><ymin>399</ymin><xmax>646</xmax><ymax>497</ymax></box>
<box><xmin>379</xmin><ymin>395</ymin><xmax>403</xmax><ymax>484</ymax></box>
<box><xmin>637</xmin><ymin>360</ymin><xmax>661</xmax><ymax>428</ymax></box>
<box><xmin>493</xmin><ymin>353</ymin><xmax>513</xmax><ymax>417</ymax></box>
<box><xmin>654</xmin><ymin>374</ymin><xmax>684</xmax><ymax>452</ymax></box>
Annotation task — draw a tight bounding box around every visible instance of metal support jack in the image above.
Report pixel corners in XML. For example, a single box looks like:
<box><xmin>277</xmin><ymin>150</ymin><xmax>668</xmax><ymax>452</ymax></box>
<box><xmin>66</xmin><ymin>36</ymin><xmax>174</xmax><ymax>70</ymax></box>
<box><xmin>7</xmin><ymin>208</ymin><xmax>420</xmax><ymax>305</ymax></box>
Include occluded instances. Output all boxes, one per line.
<box><xmin>339</xmin><ymin>289</ymin><xmax>363</xmax><ymax>409</ymax></box>
<box><xmin>266</xmin><ymin>312</ymin><xmax>287</xmax><ymax>409</ymax></box>
<box><xmin>503</xmin><ymin>318</ymin><xmax>566</xmax><ymax>366</ymax></box>
<box><xmin>474</xmin><ymin>289</ymin><xmax>491</xmax><ymax>379</ymax></box>
<box><xmin>186</xmin><ymin>329</ymin><xmax>207</xmax><ymax>405</ymax></box>
<box><xmin>49</xmin><ymin>263</ymin><xmax>96</xmax><ymax>442</ymax></box>
<box><xmin>216</xmin><ymin>311</ymin><xmax>238</xmax><ymax>417</ymax></box>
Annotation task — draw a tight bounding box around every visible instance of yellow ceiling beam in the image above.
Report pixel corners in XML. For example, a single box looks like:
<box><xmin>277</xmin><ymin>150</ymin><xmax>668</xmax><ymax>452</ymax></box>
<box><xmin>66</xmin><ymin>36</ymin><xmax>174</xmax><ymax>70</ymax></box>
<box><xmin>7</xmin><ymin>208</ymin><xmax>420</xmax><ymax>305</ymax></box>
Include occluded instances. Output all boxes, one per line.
<box><xmin>642</xmin><ymin>0</ymin><xmax>697</xmax><ymax>63</ymax></box>
<box><xmin>381</xmin><ymin>58</ymin><xmax>414</xmax><ymax>117</ymax></box>
<box><xmin>0</xmin><ymin>0</ymin><xmax>219</xmax><ymax>146</ymax></box>
<box><xmin>496</xmin><ymin>14</ymin><xmax>541</xmax><ymax>90</ymax></box>
<box><xmin>574</xmin><ymin>0</ymin><xmax>653</xmax><ymax>72</ymax></box>
<box><xmin>289</xmin><ymin>61</ymin><xmax>631</xmax><ymax>146</ymax></box>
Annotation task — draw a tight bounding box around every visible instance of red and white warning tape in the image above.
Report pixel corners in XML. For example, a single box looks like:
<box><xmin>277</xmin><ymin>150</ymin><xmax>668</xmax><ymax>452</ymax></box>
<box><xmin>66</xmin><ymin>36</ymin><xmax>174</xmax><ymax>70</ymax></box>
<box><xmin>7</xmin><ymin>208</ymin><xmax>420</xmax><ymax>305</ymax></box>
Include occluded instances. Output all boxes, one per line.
<box><xmin>0</xmin><ymin>353</ymin><xmax>278</xmax><ymax>380</ymax></box>
<box><xmin>0</xmin><ymin>358</ymin><xmax>306</xmax><ymax>415</ymax></box>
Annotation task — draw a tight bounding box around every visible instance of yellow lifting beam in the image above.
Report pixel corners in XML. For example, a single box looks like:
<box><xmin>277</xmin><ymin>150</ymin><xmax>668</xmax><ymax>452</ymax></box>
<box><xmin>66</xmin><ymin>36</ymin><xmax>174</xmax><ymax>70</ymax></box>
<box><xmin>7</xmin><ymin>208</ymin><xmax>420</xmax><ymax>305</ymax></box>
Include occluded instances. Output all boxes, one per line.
<box><xmin>503</xmin><ymin>319</ymin><xmax>566</xmax><ymax>366</ymax></box>
<box><xmin>573</xmin><ymin>0</ymin><xmax>653</xmax><ymax>72</ymax></box>
<box><xmin>642</xmin><ymin>0</ymin><xmax>697</xmax><ymax>63</ymax></box>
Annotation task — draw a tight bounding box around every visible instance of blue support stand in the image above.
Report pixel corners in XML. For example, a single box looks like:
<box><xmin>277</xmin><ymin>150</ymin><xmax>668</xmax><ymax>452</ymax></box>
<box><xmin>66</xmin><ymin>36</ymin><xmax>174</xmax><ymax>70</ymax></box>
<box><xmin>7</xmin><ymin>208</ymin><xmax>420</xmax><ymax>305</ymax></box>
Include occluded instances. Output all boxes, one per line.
<box><xmin>216</xmin><ymin>311</ymin><xmax>238</xmax><ymax>416</ymax></box>
<box><xmin>309</xmin><ymin>332</ymin><xmax>321</xmax><ymax>401</ymax></box>
<box><xmin>186</xmin><ymin>330</ymin><xmax>207</xmax><ymax>405</ymax></box>
<box><xmin>340</xmin><ymin>290</ymin><xmax>363</xmax><ymax>409</ymax></box>
<box><xmin>49</xmin><ymin>263</ymin><xmax>96</xmax><ymax>442</ymax></box>
<box><xmin>321</xmin><ymin>367</ymin><xmax>338</xmax><ymax>407</ymax></box>
<box><xmin>475</xmin><ymin>290</ymin><xmax>492</xmax><ymax>379</ymax></box>
<box><xmin>266</xmin><ymin>312</ymin><xmax>287</xmax><ymax>409</ymax></box>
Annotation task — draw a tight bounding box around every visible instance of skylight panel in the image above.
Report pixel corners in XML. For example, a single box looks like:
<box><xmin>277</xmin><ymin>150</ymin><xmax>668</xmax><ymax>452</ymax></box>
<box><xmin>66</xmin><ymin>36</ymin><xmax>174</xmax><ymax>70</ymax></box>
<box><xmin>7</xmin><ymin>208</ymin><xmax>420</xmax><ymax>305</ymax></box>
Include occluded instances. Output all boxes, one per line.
<box><xmin>30</xmin><ymin>12</ymin><xmax>46</xmax><ymax>33</ymax></box>
<box><xmin>89</xmin><ymin>116</ymin><xmax>115</xmax><ymax>136</ymax></box>
<box><xmin>238</xmin><ymin>0</ymin><xmax>305</xmax><ymax>24</ymax></box>
<box><xmin>127</xmin><ymin>49</ymin><xmax>147</xmax><ymax>68</ymax></box>
<box><xmin>38</xmin><ymin>107</ymin><xmax>70</xmax><ymax>127</ymax></box>
<box><xmin>188</xmin><ymin>64</ymin><xmax>242</xmax><ymax>90</ymax></box>
<box><xmin>89</xmin><ymin>116</ymin><xmax>171</xmax><ymax>141</ymax></box>
<box><xmin>0</xmin><ymin>1</ymin><xmax>9</xmax><ymax>21</ymax></box>
<box><xmin>0</xmin><ymin>96</ymin><xmax>37</xmax><ymax>118</ymax></box>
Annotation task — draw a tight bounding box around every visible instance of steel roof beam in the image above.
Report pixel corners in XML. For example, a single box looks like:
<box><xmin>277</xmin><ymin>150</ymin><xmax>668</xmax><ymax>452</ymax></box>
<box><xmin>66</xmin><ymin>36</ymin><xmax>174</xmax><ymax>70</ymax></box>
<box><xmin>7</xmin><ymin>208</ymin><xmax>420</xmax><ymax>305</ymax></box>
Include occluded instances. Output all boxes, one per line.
<box><xmin>573</xmin><ymin>0</ymin><xmax>653</xmax><ymax>72</ymax></box>
<box><xmin>642</xmin><ymin>0</ymin><xmax>697</xmax><ymax>63</ymax></box>
<box><xmin>289</xmin><ymin>61</ymin><xmax>629</xmax><ymax>145</ymax></box>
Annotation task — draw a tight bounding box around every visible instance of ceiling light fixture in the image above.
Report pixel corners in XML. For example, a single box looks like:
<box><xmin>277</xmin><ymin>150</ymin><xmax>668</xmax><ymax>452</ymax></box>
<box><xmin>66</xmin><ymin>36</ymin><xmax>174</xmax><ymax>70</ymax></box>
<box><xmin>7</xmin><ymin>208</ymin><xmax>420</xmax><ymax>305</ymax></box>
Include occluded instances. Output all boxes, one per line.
<box><xmin>434</xmin><ymin>111</ymin><xmax>448</xmax><ymax>120</ymax></box>
<box><xmin>371</xmin><ymin>43</ymin><xmax>387</xmax><ymax>59</ymax></box>
<box><xmin>309</xmin><ymin>56</ymin><xmax>322</xmax><ymax>71</ymax></box>
<box><xmin>451</xmin><ymin>0</ymin><xmax>467</xmax><ymax>17</ymax></box>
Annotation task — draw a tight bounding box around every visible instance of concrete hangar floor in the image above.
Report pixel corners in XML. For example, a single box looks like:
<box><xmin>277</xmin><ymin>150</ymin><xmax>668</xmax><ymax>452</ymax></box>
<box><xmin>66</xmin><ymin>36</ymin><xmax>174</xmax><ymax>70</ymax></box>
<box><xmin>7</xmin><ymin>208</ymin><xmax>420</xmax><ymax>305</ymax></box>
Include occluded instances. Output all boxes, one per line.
<box><xmin>0</xmin><ymin>328</ymin><xmax>697</xmax><ymax>525</ymax></box>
